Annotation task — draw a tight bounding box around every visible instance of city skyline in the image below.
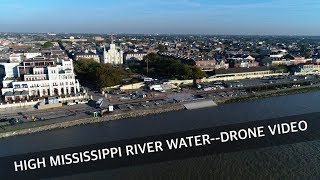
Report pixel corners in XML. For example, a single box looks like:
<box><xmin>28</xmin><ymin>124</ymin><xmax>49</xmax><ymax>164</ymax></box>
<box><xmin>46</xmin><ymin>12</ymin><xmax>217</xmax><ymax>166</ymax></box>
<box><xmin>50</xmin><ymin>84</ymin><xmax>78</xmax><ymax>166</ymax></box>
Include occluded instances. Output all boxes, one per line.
<box><xmin>0</xmin><ymin>0</ymin><xmax>320</xmax><ymax>35</ymax></box>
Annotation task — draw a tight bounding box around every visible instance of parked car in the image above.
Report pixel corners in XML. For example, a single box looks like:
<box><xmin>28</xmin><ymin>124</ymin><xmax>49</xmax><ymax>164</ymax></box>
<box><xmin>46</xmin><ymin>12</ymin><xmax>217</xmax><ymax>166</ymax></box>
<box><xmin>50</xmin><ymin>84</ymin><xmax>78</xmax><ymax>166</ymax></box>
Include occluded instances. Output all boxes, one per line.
<box><xmin>0</xmin><ymin>118</ymin><xmax>8</xmax><ymax>122</ymax></box>
<box><xmin>9</xmin><ymin>118</ymin><xmax>23</xmax><ymax>125</ymax></box>
<box><xmin>67</xmin><ymin>102</ymin><xmax>77</xmax><ymax>106</ymax></box>
<box><xmin>77</xmin><ymin>100</ymin><xmax>89</xmax><ymax>104</ymax></box>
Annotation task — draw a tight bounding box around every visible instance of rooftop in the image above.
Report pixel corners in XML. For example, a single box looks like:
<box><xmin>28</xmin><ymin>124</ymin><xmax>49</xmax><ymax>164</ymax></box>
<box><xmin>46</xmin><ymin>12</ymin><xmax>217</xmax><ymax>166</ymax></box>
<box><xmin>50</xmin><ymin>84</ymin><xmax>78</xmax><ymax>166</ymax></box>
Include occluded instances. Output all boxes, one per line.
<box><xmin>215</xmin><ymin>66</ymin><xmax>270</xmax><ymax>75</ymax></box>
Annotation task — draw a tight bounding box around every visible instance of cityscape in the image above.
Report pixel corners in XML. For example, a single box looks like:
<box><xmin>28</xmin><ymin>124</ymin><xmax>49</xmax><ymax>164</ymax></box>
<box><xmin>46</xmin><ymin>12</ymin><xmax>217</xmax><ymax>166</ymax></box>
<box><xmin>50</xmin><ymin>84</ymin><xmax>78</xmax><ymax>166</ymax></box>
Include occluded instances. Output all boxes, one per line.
<box><xmin>1</xmin><ymin>0</ymin><xmax>320</xmax><ymax>179</ymax></box>
<box><xmin>0</xmin><ymin>33</ymin><xmax>320</xmax><ymax>132</ymax></box>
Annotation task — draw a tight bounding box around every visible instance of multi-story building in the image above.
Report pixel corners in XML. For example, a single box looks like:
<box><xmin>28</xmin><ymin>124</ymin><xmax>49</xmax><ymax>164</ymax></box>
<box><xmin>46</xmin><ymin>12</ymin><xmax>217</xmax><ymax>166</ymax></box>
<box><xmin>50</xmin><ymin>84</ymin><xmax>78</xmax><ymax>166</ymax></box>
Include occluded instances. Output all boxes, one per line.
<box><xmin>124</xmin><ymin>51</ymin><xmax>147</xmax><ymax>63</ymax></box>
<box><xmin>195</xmin><ymin>60</ymin><xmax>216</xmax><ymax>72</ymax></box>
<box><xmin>295</xmin><ymin>64</ymin><xmax>320</xmax><ymax>75</ymax></box>
<box><xmin>0</xmin><ymin>62</ymin><xmax>19</xmax><ymax>84</ymax></box>
<box><xmin>94</xmin><ymin>36</ymin><xmax>105</xmax><ymax>42</ymax></box>
<box><xmin>9</xmin><ymin>49</ymin><xmax>41</xmax><ymax>63</ymax></box>
<box><xmin>1</xmin><ymin>58</ymin><xmax>80</xmax><ymax>102</ymax></box>
<box><xmin>9</xmin><ymin>54</ymin><xmax>22</xmax><ymax>63</ymax></box>
<box><xmin>61</xmin><ymin>36</ymin><xmax>87</xmax><ymax>42</ymax></box>
<box><xmin>75</xmin><ymin>51</ymin><xmax>100</xmax><ymax>63</ymax></box>
<box><xmin>103</xmin><ymin>43</ymin><xmax>123</xmax><ymax>65</ymax></box>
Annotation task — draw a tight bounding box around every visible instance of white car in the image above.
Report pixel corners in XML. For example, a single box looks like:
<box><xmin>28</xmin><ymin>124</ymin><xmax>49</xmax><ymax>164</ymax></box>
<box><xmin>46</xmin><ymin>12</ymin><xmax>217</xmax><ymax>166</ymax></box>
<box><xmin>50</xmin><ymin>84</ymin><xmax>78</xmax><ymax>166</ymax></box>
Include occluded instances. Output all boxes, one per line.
<box><xmin>67</xmin><ymin>102</ymin><xmax>77</xmax><ymax>106</ymax></box>
<box><xmin>77</xmin><ymin>100</ymin><xmax>89</xmax><ymax>104</ymax></box>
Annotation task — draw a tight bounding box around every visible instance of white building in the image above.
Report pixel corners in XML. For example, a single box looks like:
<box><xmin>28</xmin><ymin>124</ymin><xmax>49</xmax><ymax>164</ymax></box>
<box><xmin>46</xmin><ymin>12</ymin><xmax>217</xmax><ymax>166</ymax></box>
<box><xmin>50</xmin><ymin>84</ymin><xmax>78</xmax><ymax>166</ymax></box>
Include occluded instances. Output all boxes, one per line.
<box><xmin>61</xmin><ymin>36</ymin><xmax>87</xmax><ymax>42</ymax></box>
<box><xmin>9</xmin><ymin>54</ymin><xmax>23</xmax><ymax>63</ymax></box>
<box><xmin>9</xmin><ymin>50</ymin><xmax>41</xmax><ymax>63</ymax></box>
<box><xmin>103</xmin><ymin>43</ymin><xmax>123</xmax><ymax>65</ymax></box>
<box><xmin>124</xmin><ymin>51</ymin><xmax>148</xmax><ymax>63</ymax></box>
<box><xmin>24</xmin><ymin>52</ymin><xmax>42</xmax><ymax>59</ymax></box>
<box><xmin>75</xmin><ymin>50</ymin><xmax>100</xmax><ymax>63</ymax></box>
<box><xmin>0</xmin><ymin>62</ymin><xmax>19</xmax><ymax>81</ymax></box>
<box><xmin>1</xmin><ymin>58</ymin><xmax>80</xmax><ymax>102</ymax></box>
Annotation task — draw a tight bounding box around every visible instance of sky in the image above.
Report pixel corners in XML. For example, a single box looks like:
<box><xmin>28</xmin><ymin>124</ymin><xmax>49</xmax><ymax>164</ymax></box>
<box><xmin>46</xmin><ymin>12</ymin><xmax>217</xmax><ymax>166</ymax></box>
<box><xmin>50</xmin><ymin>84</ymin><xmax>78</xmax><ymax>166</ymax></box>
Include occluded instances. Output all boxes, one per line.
<box><xmin>0</xmin><ymin>0</ymin><xmax>319</xmax><ymax>35</ymax></box>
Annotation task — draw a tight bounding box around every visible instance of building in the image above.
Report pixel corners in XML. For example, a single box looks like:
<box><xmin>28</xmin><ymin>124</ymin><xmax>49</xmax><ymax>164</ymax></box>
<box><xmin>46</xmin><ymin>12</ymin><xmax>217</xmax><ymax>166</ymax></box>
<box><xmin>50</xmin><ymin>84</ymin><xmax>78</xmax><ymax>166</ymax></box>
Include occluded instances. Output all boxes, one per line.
<box><xmin>75</xmin><ymin>51</ymin><xmax>100</xmax><ymax>63</ymax></box>
<box><xmin>24</xmin><ymin>50</ymin><xmax>42</xmax><ymax>59</ymax></box>
<box><xmin>94</xmin><ymin>36</ymin><xmax>105</xmax><ymax>42</ymax></box>
<box><xmin>207</xmin><ymin>66</ymin><xmax>286</xmax><ymax>81</ymax></box>
<box><xmin>61</xmin><ymin>36</ymin><xmax>88</xmax><ymax>42</ymax></box>
<box><xmin>124</xmin><ymin>51</ymin><xmax>148</xmax><ymax>63</ymax></box>
<box><xmin>295</xmin><ymin>64</ymin><xmax>320</xmax><ymax>75</ymax></box>
<box><xmin>0</xmin><ymin>62</ymin><xmax>19</xmax><ymax>84</ymax></box>
<box><xmin>9</xmin><ymin>54</ymin><xmax>22</xmax><ymax>63</ymax></box>
<box><xmin>270</xmin><ymin>49</ymin><xmax>288</xmax><ymax>61</ymax></box>
<box><xmin>1</xmin><ymin>58</ymin><xmax>80</xmax><ymax>102</ymax></box>
<box><xmin>8</xmin><ymin>48</ymin><xmax>42</xmax><ymax>63</ymax></box>
<box><xmin>103</xmin><ymin>41</ymin><xmax>123</xmax><ymax>65</ymax></box>
<box><xmin>195</xmin><ymin>60</ymin><xmax>216</xmax><ymax>71</ymax></box>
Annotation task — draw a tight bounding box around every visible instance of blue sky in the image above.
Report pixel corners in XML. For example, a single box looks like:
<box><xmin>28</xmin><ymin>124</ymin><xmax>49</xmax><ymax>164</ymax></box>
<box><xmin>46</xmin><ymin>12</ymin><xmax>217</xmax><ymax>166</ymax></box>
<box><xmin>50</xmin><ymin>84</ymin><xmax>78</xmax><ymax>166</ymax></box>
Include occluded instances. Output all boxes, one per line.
<box><xmin>0</xmin><ymin>0</ymin><xmax>319</xmax><ymax>35</ymax></box>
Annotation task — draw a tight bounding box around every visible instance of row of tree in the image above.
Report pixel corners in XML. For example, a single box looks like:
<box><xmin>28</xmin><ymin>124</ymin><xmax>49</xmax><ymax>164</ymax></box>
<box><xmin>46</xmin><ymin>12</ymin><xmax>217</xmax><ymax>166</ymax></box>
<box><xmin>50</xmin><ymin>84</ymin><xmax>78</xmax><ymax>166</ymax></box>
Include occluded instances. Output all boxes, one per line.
<box><xmin>129</xmin><ymin>53</ymin><xmax>206</xmax><ymax>80</ymax></box>
<box><xmin>75</xmin><ymin>54</ymin><xmax>207</xmax><ymax>89</ymax></box>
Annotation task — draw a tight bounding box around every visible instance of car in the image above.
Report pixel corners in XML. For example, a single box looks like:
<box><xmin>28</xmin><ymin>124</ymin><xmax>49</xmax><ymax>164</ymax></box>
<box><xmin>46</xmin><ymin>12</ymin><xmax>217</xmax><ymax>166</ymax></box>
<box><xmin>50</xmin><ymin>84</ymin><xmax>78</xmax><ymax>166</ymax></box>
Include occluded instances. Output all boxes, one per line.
<box><xmin>77</xmin><ymin>100</ymin><xmax>89</xmax><ymax>104</ymax></box>
<box><xmin>0</xmin><ymin>118</ymin><xmax>8</xmax><ymax>122</ymax></box>
<box><xmin>9</xmin><ymin>118</ymin><xmax>23</xmax><ymax>125</ymax></box>
<box><xmin>67</xmin><ymin>102</ymin><xmax>77</xmax><ymax>106</ymax></box>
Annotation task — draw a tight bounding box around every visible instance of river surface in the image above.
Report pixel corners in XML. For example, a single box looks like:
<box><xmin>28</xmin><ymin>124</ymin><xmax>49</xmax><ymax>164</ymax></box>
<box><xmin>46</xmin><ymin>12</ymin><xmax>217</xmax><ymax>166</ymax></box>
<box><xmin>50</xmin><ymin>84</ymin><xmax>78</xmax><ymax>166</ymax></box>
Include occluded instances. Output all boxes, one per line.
<box><xmin>1</xmin><ymin>92</ymin><xmax>320</xmax><ymax>179</ymax></box>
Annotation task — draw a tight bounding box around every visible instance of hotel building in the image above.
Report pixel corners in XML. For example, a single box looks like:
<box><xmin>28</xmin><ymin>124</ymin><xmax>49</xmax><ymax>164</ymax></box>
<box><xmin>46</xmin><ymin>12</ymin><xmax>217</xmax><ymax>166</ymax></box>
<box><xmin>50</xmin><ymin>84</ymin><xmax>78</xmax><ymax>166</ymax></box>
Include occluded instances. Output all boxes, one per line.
<box><xmin>1</xmin><ymin>58</ymin><xmax>80</xmax><ymax>102</ymax></box>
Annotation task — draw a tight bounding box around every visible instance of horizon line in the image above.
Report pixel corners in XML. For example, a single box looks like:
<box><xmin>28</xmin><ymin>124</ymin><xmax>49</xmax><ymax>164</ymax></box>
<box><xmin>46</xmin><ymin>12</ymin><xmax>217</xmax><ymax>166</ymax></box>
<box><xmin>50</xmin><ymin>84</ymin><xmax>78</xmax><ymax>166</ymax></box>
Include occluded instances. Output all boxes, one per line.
<box><xmin>1</xmin><ymin>31</ymin><xmax>320</xmax><ymax>37</ymax></box>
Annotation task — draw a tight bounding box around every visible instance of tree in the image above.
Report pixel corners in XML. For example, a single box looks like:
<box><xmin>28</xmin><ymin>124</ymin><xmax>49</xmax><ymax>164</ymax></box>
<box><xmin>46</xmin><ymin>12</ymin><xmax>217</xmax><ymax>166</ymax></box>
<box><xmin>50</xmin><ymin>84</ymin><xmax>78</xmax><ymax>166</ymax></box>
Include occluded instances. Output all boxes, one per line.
<box><xmin>260</xmin><ymin>57</ymin><xmax>272</xmax><ymax>66</ymax></box>
<box><xmin>304</xmin><ymin>51</ymin><xmax>312</xmax><ymax>58</ymax></box>
<box><xmin>192</xmin><ymin>67</ymin><xmax>206</xmax><ymax>79</ymax></box>
<box><xmin>132</xmin><ymin>53</ymin><xmax>207</xmax><ymax>80</ymax></box>
<box><xmin>42</xmin><ymin>41</ymin><xmax>53</xmax><ymax>48</ymax></box>
<box><xmin>74</xmin><ymin>59</ymin><xmax>128</xmax><ymax>89</ymax></box>
<box><xmin>96</xmin><ymin>64</ymin><xmax>124</xmax><ymax>88</ymax></box>
<box><xmin>271</xmin><ymin>65</ymin><xmax>289</xmax><ymax>73</ymax></box>
<box><xmin>156</xmin><ymin>44</ymin><xmax>167</xmax><ymax>52</ymax></box>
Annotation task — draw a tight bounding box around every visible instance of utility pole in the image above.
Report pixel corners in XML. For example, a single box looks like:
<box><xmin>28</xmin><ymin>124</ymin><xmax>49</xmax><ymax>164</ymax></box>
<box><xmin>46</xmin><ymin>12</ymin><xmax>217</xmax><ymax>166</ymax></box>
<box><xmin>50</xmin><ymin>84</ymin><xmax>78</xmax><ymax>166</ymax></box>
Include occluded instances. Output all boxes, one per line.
<box><xmin>147</xmin><ymin>58</ymin><xmax>149</xmax><ymax>75</ymax></box>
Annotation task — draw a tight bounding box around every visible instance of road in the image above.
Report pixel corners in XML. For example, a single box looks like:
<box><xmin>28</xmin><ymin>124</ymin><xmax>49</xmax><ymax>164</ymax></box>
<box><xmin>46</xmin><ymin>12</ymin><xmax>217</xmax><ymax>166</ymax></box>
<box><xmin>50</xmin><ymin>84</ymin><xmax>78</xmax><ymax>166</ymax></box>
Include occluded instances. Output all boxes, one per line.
<box><xmin>0</xmin><ymin>74</ymin><xmax>319</xmax><ymax>132</ymax></box>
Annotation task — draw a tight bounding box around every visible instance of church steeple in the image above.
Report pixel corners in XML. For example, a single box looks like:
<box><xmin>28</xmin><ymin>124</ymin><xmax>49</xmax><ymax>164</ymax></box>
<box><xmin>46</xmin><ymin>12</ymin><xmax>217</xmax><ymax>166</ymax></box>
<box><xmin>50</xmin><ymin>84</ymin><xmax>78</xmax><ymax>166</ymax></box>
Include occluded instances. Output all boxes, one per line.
<box><xmin>111</xmin><ymin>34</ymin><xmax>114</xmax><ymax>44</ymax></box>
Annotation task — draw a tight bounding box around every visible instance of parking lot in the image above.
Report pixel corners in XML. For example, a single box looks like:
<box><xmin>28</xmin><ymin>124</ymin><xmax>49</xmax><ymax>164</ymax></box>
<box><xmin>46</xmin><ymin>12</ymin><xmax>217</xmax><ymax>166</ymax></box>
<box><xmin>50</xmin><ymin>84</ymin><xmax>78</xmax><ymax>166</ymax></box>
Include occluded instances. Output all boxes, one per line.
<box><xmin>1</xmin><ymin>74</ymin><xmax>320</xmax><ymax>132</ymax></box>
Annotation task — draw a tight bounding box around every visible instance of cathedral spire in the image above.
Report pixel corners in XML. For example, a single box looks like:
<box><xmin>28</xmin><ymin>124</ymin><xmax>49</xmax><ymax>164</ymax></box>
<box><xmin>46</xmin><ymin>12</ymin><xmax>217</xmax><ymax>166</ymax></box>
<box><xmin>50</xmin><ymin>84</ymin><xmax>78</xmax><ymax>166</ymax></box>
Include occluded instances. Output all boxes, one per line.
<box><xmin>111</xmin><ymin>34</ymin><xmax>114</xmax><ymax>44</ymax></box>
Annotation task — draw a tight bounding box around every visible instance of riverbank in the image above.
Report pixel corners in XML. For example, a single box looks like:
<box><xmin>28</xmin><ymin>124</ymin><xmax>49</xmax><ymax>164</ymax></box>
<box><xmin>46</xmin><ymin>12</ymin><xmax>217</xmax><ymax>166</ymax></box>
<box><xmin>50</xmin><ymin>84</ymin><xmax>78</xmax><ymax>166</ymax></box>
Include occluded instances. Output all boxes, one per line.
<box><xmin>217</xmin><ymin>85</ymin><xmax>320</xmax><ymax>104</ymax></box>
<box><xmin>0</xmin><ymin>104</ymin><xmax>184</xmax><ymax>139</ymax></box>
<box><xmin>0</xmin><ymin>84</ymin><xmax>320</xmax><ymax>139</ymax></box>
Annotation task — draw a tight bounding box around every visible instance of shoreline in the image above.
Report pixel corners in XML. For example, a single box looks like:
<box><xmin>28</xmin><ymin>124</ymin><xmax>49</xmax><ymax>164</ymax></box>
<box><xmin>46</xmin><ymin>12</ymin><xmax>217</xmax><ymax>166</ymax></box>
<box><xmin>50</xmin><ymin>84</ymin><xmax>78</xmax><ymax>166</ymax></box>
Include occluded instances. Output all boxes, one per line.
<box><xmin>0</xmin><ymin>85</ymin><xmax>320</xmax><ymax>139</ymax></box>
<box><xmin>217</xmin><ymin>85</ymin><xmax>320</xmax><ymax>104</ymax></box>
<box><xmin>0</xmin><ymin>104</ymin><xmax>185</xmax><ymax>139</ymax></box>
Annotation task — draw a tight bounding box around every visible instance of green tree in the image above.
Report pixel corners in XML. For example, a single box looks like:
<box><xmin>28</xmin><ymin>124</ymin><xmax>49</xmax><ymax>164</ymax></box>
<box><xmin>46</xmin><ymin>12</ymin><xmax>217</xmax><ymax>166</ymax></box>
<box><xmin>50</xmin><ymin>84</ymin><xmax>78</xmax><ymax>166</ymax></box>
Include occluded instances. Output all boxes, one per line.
<box><xmin>133</xmin><ymin>53</ymin><xmax>207</xmax><ymax>80</ymax></box>
<box><xmin>74</xmin><ymin>59</ymin><xmax>128</xmax><ymax>89</ymax></box>
<box><xmin>192</xmin><ymin>67</ymin><xmax>206</xmax><ymax>79</ymax></box>
<box><xmin>156</xmin><ymin>44</ymin><xmax>167</xmax><ymax>52</ymax></box>
<box><xmin>271</xmin><ymin>65</ymin><xmax>289</xmax><ymax>73</ymax></box>
<box><xmin>42</xmin><ymin>41</ymin><xmax>53</xmax><ymax>48</ymax></box>
<box><xmin>96</xmin><ymin>64</ymin><xmax>124</xmax><ymax>88</ymax></box>
<box><xmin>304</xmin><ymin>51</ymin><xmax>312</xmax><ymax>58</ymax></box>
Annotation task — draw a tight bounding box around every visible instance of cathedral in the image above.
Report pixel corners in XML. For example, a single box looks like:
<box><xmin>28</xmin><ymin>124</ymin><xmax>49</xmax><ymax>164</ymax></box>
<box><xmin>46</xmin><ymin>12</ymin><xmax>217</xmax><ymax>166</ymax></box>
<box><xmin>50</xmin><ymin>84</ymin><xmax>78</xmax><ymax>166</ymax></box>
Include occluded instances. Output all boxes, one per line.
<box><xmin>103</xmin><ymin>36</ymin><xmax>124</xmax><ymax>65</ymax></box>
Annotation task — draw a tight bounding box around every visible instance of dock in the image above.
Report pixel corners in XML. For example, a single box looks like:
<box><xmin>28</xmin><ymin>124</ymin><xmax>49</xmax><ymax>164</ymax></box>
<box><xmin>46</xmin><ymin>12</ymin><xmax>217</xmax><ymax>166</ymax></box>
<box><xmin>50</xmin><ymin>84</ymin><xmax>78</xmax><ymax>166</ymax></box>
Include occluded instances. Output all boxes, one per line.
<box><xmin>183</xmin><ymin>100</ymin><xmax>217</xmax><ymax>110</ymax></box>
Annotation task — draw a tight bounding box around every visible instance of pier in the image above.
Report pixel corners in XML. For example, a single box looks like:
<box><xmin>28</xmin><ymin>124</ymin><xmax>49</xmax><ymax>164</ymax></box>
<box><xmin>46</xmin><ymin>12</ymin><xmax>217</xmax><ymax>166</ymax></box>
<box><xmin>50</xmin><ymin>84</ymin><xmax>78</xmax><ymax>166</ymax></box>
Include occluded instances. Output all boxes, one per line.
<box><xmin>184</xmin><ymin>100</ymin><xmax>217</xmax><ymax>110</ymax></box>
